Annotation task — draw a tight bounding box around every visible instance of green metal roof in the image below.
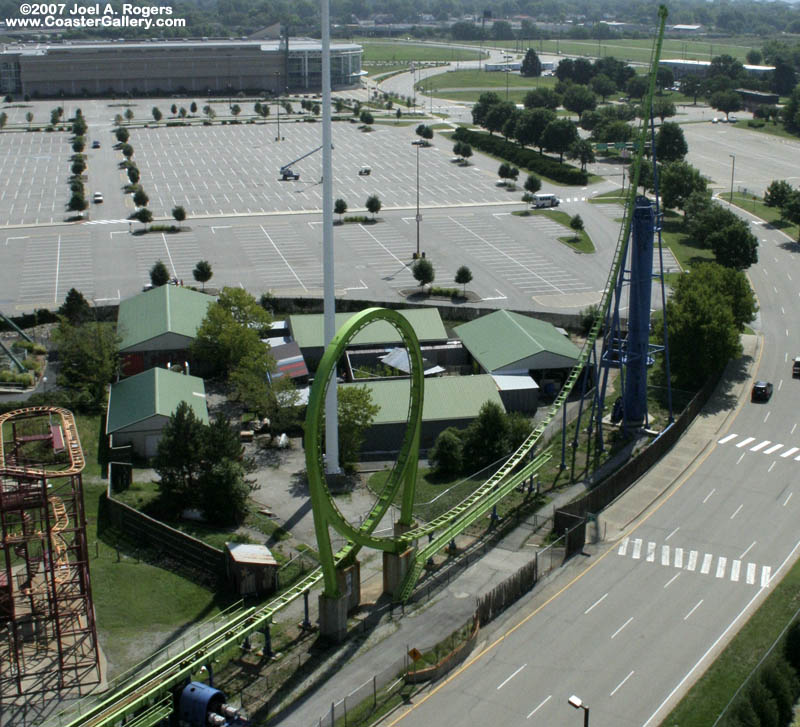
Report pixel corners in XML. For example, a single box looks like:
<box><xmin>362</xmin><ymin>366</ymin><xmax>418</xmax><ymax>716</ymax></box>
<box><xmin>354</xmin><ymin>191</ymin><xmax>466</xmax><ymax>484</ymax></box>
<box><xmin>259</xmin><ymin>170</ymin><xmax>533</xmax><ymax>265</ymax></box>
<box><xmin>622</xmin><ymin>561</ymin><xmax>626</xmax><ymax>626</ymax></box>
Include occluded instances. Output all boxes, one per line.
<box><xmin>341</xmin><ymin>375</ymin><xmax>503</xmax><ymax>425</ymax></box>
<box><xmin>289</xmin><ymin>309</ymin><xmax>447</xmax><ymax>350</ymax></box>
<box><xmin>106</xmin><ymin>367</ymin><xmax>209</xmax><ymax>433</ymax></box>
<box><xmin>456</xmin><ymin>310</ymin><xmax>580</xmax><ymax>372</ymax></box>
<box><xmin>117</xmin><ymin>285</ymin><xmax>214</xmax><ymax>352</ymax></box>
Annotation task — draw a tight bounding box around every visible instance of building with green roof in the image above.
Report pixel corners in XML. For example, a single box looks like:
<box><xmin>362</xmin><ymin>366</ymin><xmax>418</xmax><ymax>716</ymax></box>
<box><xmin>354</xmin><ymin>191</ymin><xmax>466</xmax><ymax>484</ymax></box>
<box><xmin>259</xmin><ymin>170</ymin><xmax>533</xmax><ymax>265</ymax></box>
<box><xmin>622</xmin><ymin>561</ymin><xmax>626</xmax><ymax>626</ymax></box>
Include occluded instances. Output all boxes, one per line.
<box><xmin>106</xmin><ymin>367</ymin><xmax>209</xmax><ymax>457</ymax></box>
<box><xmin>117</xmin><ymin>285</ymin><xmax>214</xmax><ymax>375</ymax></box>
<box><xmin>340</xmin><ymin>375</ymin><xmax>504</xmax><ymax>454</ymax></box>
<box><xmin>288</xmin><ymin>309</ymin><xmax>448</xmax><ymax>369</ymax></box>
<box><xmin>456</xmin><ymin>310</ymin><xmax>580</xmax><ymax>375</ymax></box>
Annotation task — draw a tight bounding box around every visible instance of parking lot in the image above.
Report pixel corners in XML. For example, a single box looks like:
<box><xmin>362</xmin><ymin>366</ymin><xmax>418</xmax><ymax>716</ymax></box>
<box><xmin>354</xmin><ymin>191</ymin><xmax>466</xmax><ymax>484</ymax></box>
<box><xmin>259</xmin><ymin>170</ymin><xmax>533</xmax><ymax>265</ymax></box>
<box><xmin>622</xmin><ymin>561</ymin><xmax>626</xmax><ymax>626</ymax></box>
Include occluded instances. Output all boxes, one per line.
<box><xmin>128</xmin><ymin>121</ymin><xmax>518</xmax><ymax>217</ymax></box>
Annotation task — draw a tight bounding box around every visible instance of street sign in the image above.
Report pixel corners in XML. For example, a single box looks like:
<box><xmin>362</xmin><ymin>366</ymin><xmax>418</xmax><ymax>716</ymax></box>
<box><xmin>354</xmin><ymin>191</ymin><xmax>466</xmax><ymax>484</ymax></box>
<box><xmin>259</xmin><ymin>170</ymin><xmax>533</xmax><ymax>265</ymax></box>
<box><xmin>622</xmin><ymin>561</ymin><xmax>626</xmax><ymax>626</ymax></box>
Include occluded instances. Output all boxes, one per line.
<box><xmin>408</xmin><ymin>647</ymin><xmax>423</xmax><ymax>662</ymax></box>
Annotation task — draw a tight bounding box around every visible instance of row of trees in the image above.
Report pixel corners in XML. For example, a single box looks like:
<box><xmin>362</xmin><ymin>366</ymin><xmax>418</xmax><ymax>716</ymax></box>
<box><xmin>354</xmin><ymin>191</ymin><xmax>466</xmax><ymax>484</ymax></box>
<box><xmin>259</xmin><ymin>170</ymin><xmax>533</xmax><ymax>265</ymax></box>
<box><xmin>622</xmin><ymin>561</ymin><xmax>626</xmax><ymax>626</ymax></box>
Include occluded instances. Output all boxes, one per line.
<box><xmin>333</xmin><ymin>195</ymin><xmax>382</xmax><ymax>221</ymax></box>
<box><xmin>67</xmin><ymin>110</ymin><xmax>89</xmax><ymax>214</ymax></box>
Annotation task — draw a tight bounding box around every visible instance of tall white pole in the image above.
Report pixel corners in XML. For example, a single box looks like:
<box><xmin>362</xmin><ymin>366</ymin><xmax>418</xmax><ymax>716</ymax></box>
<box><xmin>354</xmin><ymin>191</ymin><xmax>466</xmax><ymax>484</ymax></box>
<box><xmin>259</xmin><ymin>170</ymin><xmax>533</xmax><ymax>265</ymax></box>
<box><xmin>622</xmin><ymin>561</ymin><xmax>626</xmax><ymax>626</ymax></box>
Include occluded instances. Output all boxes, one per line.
<box><xmin>321</xmin><ymin>0</ymin><xmax>339</xmax><ymax>473</ymax></box>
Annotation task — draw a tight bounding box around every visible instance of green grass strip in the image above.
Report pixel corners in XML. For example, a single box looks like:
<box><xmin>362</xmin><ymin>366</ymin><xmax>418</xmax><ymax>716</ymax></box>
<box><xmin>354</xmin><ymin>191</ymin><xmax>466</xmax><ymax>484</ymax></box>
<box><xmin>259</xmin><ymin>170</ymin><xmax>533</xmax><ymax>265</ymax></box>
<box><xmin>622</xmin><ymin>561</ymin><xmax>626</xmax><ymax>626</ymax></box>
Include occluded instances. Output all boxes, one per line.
<box><xmin>662</xmin><ymin>550</ymin><xmax>800</xmax><ymax>725</ymax></box>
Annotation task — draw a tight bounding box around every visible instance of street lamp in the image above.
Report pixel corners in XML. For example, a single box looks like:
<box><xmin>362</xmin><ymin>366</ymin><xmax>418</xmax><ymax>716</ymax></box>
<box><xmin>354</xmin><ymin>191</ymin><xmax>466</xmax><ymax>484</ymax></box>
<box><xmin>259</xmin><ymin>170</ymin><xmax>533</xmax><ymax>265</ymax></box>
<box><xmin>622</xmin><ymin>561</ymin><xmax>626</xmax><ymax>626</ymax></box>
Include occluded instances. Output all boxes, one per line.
<box><xmin>729</xmin><ymin>153</ymin><xmax>736</xmax><ymax>203</ymax></box>
<box><xmin>504</xmin><ymin>54</ymin><xmax>512</xmax><ymax>102</ymax></box>
<box><xmin>412</xmin><ymin>140</ymin><xmax>422</xmax><ymax>258</ymax></box>
<box><xmin>275</xmin><ymin>72</ymin><xmax>281</xmax><ymax>141</ymax></box>
<box><xmin>568</xmin><ymin>695</ymin><xmax>589</xmax><ymax>727</ymax></box>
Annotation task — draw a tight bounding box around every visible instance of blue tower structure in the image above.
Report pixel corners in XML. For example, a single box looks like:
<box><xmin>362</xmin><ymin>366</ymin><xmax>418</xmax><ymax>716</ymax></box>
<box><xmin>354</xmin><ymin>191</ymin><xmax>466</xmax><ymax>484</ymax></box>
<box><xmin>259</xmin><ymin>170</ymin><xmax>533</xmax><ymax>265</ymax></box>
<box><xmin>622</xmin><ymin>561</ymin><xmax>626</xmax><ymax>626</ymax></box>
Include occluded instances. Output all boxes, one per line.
<box><xmin>624</xmin><ymin>195</ymin><xmax>656</xmax><ymax>427</ymax></box>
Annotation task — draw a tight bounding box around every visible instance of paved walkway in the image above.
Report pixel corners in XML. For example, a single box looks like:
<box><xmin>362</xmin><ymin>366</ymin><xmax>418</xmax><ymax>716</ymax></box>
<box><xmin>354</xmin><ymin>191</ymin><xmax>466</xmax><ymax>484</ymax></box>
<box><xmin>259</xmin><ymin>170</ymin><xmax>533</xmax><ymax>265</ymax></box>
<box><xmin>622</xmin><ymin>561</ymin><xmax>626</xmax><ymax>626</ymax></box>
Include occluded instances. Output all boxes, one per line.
<box><xmin>257</xmin><ymin>334</ymin><xmax>760</xmax><ymax>727</ymax></box>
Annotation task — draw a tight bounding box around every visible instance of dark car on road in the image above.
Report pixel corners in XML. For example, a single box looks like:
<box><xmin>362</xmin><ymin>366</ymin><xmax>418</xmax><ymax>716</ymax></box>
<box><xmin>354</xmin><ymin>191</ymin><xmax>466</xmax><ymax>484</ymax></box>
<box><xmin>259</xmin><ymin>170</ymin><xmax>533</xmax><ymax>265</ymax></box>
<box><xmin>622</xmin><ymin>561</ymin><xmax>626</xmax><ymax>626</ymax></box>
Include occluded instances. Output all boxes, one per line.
<box><xmin>752</xmin><ymin>381</ymin><xmax>773</xmax><ymax>402</ymax></box>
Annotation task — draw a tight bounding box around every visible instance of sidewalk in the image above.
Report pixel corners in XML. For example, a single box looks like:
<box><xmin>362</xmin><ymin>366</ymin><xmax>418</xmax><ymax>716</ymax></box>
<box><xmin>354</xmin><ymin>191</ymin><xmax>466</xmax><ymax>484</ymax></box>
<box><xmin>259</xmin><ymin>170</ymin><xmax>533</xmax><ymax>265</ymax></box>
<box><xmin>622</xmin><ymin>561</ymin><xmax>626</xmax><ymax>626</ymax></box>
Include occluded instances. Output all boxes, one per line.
<box><xmin>262</xmin><ymin>334</ymin><xmax>760</xmax><ymax>727</ymax></box>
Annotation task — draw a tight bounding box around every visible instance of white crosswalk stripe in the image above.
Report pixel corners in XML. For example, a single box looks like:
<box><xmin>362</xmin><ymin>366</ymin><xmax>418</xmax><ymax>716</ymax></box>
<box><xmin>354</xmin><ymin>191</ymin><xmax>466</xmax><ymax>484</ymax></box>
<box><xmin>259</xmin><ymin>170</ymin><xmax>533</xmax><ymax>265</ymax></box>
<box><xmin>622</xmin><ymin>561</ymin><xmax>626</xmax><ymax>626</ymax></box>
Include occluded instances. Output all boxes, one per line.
<box><xmin>82</xmin><ymin>218</ymin><xmax>130</xmax><ymax>225</ymax></box>
<box><xmin>747</xmin><ymin>563</ymin><xmax>756</xmax><ymax>585</ymax></box>
<box><xmin>781</xmin><ymin>447</ymin><xmax>799</xmax><ymax>458</ymax></box>
<box><xmin>737</xmin><ymin>437</ymin><xmax>756</xmax><ymax>448</ymax></box>
<box><xmin>701</xmin><ymin>554</ymin><xmax>712</xmax><ymax>575</ymax></box>
<box><xmin>762</xmin><ymin>566</ymin><xmax>772</xmax><ymax>587</ymax></box>
<box><xmin>632</xmin><ymin>539</ymin><xmax>642</xmax><ymax>559</ymax></box>
<box><xmin>687</xmin><ymin>550</ymin><xmax>698</xmax><ymax>571</ymax></box>
<box><xmin>674</xmin><ymin>548</ymin><xmax>684</xmax><ymax>569</ymax></box>
<box><xmin>618</xmin><ymin>537</ymin><xmax>629</xmax><ymax>556</ymax></box>
<box><xmin>646</xmin><ymin>541</ymin><xmax>656</xmax><ymax>562</ymax></box>
<box><xmin>749</xmin><ymin>440</ymin><xmax>770</xmax><ymax>451</ymax></box>
<box><xmin>661</xmin><ymin>545</ymin><xmax>670</xmax><ymax>566</ymax></box>
<box><xmin>716</xmin><ymin>556</ymin><xmax>727</xmax><ymax>579</ymax></box>
<box><xmin>731</xmin><ymin>560</ymin><xmax>741</xmax><ymax>582</ymax></box>
<box><xmin>718</xmin><ymin>434</ymin><xmax>800</xmax><ymax>464</ymax></box>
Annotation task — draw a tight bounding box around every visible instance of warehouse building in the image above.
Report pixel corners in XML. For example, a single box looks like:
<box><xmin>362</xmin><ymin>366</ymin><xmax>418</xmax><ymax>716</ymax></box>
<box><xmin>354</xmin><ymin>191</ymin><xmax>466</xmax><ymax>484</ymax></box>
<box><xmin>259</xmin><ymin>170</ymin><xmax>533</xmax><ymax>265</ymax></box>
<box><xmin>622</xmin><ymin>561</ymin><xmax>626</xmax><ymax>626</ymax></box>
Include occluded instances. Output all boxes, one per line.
<box><xmin>117</xmin><ymin>285</ymin><xmax>214</xmax><ymax>376</ymax></box>
<box><xmin>105</xmin><ymin>367</ymin><xmax>208</xmax><ymax>457</ymax></box>
<box><xmin>341</xmin><ymin>375</ymin><xmax>504</xmax><ymax>454</ymax></box>
<box><xmin>0</xmin><ymin>38</ymin><xmax>363</xmax><ymax>97</ymax></box>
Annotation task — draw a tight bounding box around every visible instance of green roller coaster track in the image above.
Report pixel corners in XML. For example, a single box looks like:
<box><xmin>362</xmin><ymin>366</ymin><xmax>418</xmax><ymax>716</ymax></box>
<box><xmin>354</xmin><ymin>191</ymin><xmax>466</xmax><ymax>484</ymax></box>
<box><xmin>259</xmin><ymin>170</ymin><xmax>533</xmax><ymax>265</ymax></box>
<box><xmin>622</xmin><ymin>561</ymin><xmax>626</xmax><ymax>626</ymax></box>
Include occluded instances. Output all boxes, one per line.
<box><xmin>47</xmin><ymin>7</ymin><xmax>668</xmax><ymax>726</ymax></box>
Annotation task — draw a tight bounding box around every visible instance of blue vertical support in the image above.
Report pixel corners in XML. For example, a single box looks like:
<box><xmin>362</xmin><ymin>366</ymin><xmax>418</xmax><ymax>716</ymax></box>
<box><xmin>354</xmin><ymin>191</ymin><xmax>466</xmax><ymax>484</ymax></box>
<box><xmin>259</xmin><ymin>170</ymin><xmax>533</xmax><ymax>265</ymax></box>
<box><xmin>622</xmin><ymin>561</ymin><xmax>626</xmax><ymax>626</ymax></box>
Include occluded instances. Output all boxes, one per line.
<box><xmin>624</xmin><ymin>196</ymin><xmax>655</xmax><ymax>428</ymax></box>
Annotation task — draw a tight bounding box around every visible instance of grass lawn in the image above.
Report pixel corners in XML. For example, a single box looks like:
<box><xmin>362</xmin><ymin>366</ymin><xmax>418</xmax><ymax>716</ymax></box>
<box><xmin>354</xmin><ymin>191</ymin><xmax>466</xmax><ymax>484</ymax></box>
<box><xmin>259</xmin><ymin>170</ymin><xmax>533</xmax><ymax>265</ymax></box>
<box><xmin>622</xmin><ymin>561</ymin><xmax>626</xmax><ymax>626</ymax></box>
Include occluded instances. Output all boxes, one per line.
<box><xmin>728</xmin><ymin>119</ymin><xmax>800</xmax><ymax>142</ymax></box>
<box><xmin>358</xmin><ymin>40</ymin><xmax>484</xmax><ymax>64</ymax></box>
<box><xmin>512</xmin><ymin>208</ymin><xmax>596</xmax><ymax>253</ymax></box>
<box><xmin>663</xmin><ymin>551</ymin><xmax>800</xmax><ymax>726</ymax></box>
<box><xmin>729</xmin><ymin>191</ymin><xmax>799</xmax><ymax>239</ymax></box>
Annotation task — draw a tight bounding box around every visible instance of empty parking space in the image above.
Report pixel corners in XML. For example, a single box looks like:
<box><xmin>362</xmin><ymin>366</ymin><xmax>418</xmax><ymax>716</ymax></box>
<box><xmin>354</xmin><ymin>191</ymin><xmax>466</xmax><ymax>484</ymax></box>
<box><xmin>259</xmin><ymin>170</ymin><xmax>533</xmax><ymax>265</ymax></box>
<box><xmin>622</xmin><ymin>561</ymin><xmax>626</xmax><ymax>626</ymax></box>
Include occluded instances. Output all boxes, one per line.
<box><xmin>0</xmin><ymin>132</ymin><xmax>72</xmax><ymax>225</ymax></box>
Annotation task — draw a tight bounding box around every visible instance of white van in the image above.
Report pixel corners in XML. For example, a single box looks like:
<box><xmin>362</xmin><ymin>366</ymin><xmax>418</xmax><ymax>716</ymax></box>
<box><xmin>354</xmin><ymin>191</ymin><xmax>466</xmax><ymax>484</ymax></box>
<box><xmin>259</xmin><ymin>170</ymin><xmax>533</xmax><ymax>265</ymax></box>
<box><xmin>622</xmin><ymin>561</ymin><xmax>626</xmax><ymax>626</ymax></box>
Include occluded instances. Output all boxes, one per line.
<box><xmin>533</xmin><ymin>193</ymin><xmax>559</xmax><ymax>208</ymax></box>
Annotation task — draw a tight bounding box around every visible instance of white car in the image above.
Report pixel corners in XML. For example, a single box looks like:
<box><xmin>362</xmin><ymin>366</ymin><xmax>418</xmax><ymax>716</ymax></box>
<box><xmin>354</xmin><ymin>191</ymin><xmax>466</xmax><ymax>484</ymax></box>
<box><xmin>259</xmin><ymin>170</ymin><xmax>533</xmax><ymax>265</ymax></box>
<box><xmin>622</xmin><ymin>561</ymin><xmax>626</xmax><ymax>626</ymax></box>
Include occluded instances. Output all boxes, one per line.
<box><xmin>93</xmin><ymin>192</ymin><xmax>103</xmax><ymax>203</ymax></box>
<box><xmin>711</xmin><ymin>117</ymin><xmax>719</xmax><ymax>124</ymax></box>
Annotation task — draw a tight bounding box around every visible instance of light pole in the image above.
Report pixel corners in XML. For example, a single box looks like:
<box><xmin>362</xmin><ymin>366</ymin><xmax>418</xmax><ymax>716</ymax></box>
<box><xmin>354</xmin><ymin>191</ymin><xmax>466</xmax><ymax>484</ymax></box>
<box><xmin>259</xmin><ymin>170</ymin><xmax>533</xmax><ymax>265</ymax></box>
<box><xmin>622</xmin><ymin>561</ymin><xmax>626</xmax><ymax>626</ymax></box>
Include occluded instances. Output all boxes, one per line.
<box><xmin>412</xmin><ymin>140</ymin><xmax>422</xmax><ymax>258</ymax></box>
<box><xmin>729</xmin><ymin>153</ymin><xmax>735</xmax><ymax>203</ymax></box>
<box><xmin>504</xmin><ymin>54</ymin><xmax>512</xmax><ymax>102</ymax></box>
<box><xmin>275</xmin><ymin>72</ymin><xmax>281</xmax><ymax>141</ymax></box>
<box><xmin>568</xmin><ymin>695</ymin><xmax>589</xmax><ymax>727</ymax></box>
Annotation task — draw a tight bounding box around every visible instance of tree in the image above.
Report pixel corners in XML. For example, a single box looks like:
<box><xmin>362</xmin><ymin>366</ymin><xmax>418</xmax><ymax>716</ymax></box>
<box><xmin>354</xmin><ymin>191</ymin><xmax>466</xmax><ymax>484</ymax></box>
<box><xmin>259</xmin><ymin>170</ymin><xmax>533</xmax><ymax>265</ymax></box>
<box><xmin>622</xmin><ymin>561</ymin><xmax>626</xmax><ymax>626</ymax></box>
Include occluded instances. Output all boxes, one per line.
<box><xmin>133</xmin><ymin>188</ymin><xmax>149</xmax><ymax>208</ymax></box>
<box><xmin>124</xmin><ymin>108</ymin><xmax>134</xmax><ymax>122</ymax></box>
<box><xmin>115</xmin><ymin>127</ymin><xmax>129</xmax><ymax>143</ymax></box>
<box><xmin>25</xmin><ymin>111</ymin><xmax>33</xmax><ymax>128</ymax></box>
<box><xmin>462</xmin><ymin>401</ymin><xmax>511</xmax><ymax>472</ymax></box>
<box><xmin>334</xmin><ymin>198</ymin><xmax>347</xmax><ymax>221</ymax></box>
<box><xmin>523</xmin><ymin>88</ymin><xmax>560</xmax><ymax>111</ymax></box>
<box><xmin>395</xmin><ymin>108</ymin><xmax>402</xmax><ymax>123</ymax></box>
<box><xmin>121</xmin><ymin>143</ymin><xmax>134</xmax><ymax>160</ymax></box>
<box><xmin>198</xmin><ymin>456</ymin><xmax>250</xmax><ymax>525</ymax></box>
<box><xmin>153</xmin><ymin>401</ymin><xmax>206</xmax><ymax>510</ymax></box>
<box><xmin>471</xmin><ymin>91</ymin><xmax>502</xmax><ymax>127</ymax></box>
<box><xmin>655</xmin><ymin>121</ymin><xmax>688</xmax><ymax>163</ymax></box>
<box><xmin>412</xmin><ymin>257</ymin><xmax>434</xmax><ymax>289</ymax></box>
<box><xmin>68</xmin><ymin>193</ymin><xmax>87</xmax><ymax>211</ymax></box>
<box><xmin>172</xmin><ymin>205</ymin><xmax>186</xmax><ymax>228</ymax></box>
<box><xmin>681</xmin><ymin>75</ymin><xmax>703</xmax><ymax>105</ymax></box>
<box><xmin>568</xmin><ymin>139</ymin><xmax>595</xmax><ymax>172</ymax></box>
<box><xmin>72</xmin><ymin>138</ymin><xmax>85</xmax><ymax>153</ymax></box>
<box><xmin>562</xmin><ymin>84</ymin><xmax>597</xmax><ymax>117</ymax></box>
<box><xmin>507</xmin><ymin>412</ymin><xmax>533</xmax><ymax>452</ymax></box>
<box><xmin>152</xmin><ymin>107</ymin><xmax>162</xmax><ymax>122</ymax></box>
<box><xmin>660</xmin><ymin>161</ymin><xmax>708</xmax><ymax>213</ymax></box>
<box><xmin>429</xmin><ymin>427</ymin><xmax>463</xmax><ymax>475</ymax></box>
<box><xmin>541</xmin><ymin>118</ymin><xmax>579</xmax><ymax>163</ymax></box>
<box><xmin>626</xmin><ymin>75</ymin><xmax>649</xmax><ymax>100</ymax></box>
<box><xmin>366</xmin><ymin>194</ymin><xmax>381</xmax><ymax>218</ymax></box>
<box><xmin>359</xmin><ymin>109</ymin><xmax>374</xmax><ymax>125</ymax></box>
<box><xmin>170</xmin><ymin>103</ymin><xmax>177</xmax><ymax>115</ymax></box>
<box><xmin>338</xmin><ymin>385</ymin><xmax>379</xmax><ymax>467</ymax></box>
<box><xmin>71</xmin><ymin>158</ymin><xmax>86</xmax><ymax>176</ymax></box>
<box><xmin>179</xmin><ymin>107</ymin><xmax>188</xmax><ymax>119</ymax></box>
<box><xmin>52</xmin><ymin>319</ymin><xmax>118</xmax><ymax>411</ymax></box>
<box><xmin>764</xmin><ymin>180</ymin><xmax>793</xmax><ymax>209</ymax></box>
<box><xmin>127</xmin><ymin>166</ymin><xmax>140</xmax><ymax>185</ymax></box>
<box><xmin>520</xmin><ymin>48</ymin><xmax>542</xmax><ymax>77</ymax></box>
<box><xmin>58</xmin><ymin>288</ymin><xmax>91</xmax><ymax>325</ymax></box>
<box><xmin>590</xmin><ymin>74</ymin><xmax>616</xmax><ymax>102</ymax></box>
<box><xmin>710</xmin><ymin>89</ymin><xmax>741</xmax><ymax>120</ymax></box>
<box><xmin>454</xmin><ymin>265</ymin><xmax>472</xmax><ymax>295</ymax></box>
<box><xmin>460</xmin><ymin>143</ymin><xmax>472</xmax><ymax>163</ymax></box>
<box><xmin>498</xmin><ymin>162</ymin><xmax>513</xmax><ymax>185</ymax></box>
<box><xmin>150</xmin><ymin>260</ymin><xmax>170</xmax><ymax>286</ymax></box>
<box><xmin>193</xmin><ymin>260</ymin><xmax>213</xmax><ymax>289</ymax></box>
<box><xmin>652</xmin><ymin>97</ymin><xmax>676</xmax><ymax>122</ymax></box>
<box><xmin>230</xmin><ymin>104</ymin><xmax>241</xmax><ymax>117</ymax></box>
<box><xmin>0</xmin><ymin>112</ymin><xmax>7</xmax><ymax>130</ymax></box>
<box><xmin>569</xmin><ymin>214</ymin><xmax>584</xmax><ymax>240</ymax></box>
<box><xmin>656</xmin><ymin>66</ymin><xmax>674</xmax><ymax>93</ymax></box>
<box><xmin>658</xmin><ymin>262</ymin><xmax>757</xmax><ymax>388</ymax></box>
<box><xmin>190</xmin><ymin>101</ymin><xmax>198</xmax><ymax>114</ymax></box>
<box><xmin>708</xmin><ymin>222</ymin><xmax>759</xmax><ymax>270</ymax></box>
<box><xmin>524</xmin><ymin>173</ymin><xmax>542</xmax><ymax>196</ymax></box>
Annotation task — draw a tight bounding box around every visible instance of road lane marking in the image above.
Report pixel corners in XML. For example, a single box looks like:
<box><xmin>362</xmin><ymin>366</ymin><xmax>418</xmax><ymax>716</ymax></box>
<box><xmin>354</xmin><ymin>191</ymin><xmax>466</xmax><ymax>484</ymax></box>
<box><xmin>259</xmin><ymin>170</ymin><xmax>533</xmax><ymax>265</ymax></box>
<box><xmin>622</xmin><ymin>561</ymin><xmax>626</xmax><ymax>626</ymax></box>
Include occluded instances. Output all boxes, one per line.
<box><xmin>731</xmin><ymin>504</ymin><xmax>743</xmax><ymax>520</ymax></box>
<box><xmin>731</xmin><ymin>560</ymin><xmax>741</xmax><ymax>582</ymax></box>
<box><xmin>665</xmin><ymin>527</ymin><xmax>679</xmax><ymax>541</ymax></box>
<box><xmin>684</xmin><ymin>600</ymin><xmax>703</xmax><ymax>621</ymax></box>
<box><xmin>496</xmin><ymin>663</ymin><xmax>526</xmax><ymax>690</ymax></box>
<box><xmin>736</xmin><ymin>437</ymin><xmax>756</xmax><ymax>448</ymax></box>
<box><xmin>737</xmin><ymin>453</ymin><xmax>745</xmax><ymax>464</ymax></box>
<box><xmin>749</xmin><ymin>440</ymin><xmax>770</xmax><ymax>452</ymax></box>
<box><xmin>647</xmin><ymin>542</ymin><xmax>656</xmax><ymax>562</ymax></box>
<box><xmin>526</xmin><ymin>695</ymin><xmax>551</xmax><ymax>719</ymax></box>
<box><xmin>762</xmin><ymin>566</ymin><xmax>772</xmax><ymax>587</ymax></box>
<box><xmin>718</xmin><ymin>433</ymin><xmax>737</xmax><ymax>444</ymax></box>
<box><xmin>701</xmin><ymin>554</ymin><xmax>712</xmax><ymax>574</ymax></box>
<box><xmin>740</xmin><ymin>542</ymin><xmax>756</xmax><ymax>559</ymax></box>
<box><xmin>716</xmin><ymin>557</ymin><xmax>727</xmax><ymax>578</ymax></box>
<box><xmin>747</xmin><ymin>563</ymin><xmax>756</xmax><ymax>584</ymax></box>
<box><xmin>687</xmin><ymin>550</ymin><xmax>698</xmax><ymax>571</ymax></box>
<box><xmin>611</xmin><ymin>617</ymin><xmax>633</xmax><ymax>639</ymax></box>
<box><xmin>769</xmin><ymin>461</ymin><xmax>776</xmax><ymax>473</ymax></box>
<box><xmin>584</xmin><ymin>593</ymin><xmax>608</xmax><ymax>615</ymax></box>
<box><xmin>703</xmin><ymin>489</ymin><xmax>715</xmax><ymax>504</ymax></box>
<box><xmin>610</xmin><ymin>670</ymin><xmax>634</xmax><ymax>696</ymax></box>
<box><xmin>664</xmin><ymin>573</ymin><xmax>680</xmax><ymax>589</ymax></box>
<box><xmin>785</xmin><ymin>493</ymin><xmax>793</xmax><ymax>507</ymax></box>
<box><xmin>661</xmin><ymin>545</ymin><xmax>670</xmax><ymax>566</ymax></box>
<box><xmin>674</xmin><ymin>548</ymin><xmax>684</xmax><ymax>568</ymax></box>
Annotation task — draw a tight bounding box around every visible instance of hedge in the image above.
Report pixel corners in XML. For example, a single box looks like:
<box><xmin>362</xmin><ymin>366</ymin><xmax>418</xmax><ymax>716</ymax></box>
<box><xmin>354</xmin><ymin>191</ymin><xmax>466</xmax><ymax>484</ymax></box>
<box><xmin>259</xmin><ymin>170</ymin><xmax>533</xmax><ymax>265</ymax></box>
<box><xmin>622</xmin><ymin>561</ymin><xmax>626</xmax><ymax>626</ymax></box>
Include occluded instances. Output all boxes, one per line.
<box><xmin>453</xmin><ymin>127</ymin><xmax>588</xmax><ymax>185</ymax></box>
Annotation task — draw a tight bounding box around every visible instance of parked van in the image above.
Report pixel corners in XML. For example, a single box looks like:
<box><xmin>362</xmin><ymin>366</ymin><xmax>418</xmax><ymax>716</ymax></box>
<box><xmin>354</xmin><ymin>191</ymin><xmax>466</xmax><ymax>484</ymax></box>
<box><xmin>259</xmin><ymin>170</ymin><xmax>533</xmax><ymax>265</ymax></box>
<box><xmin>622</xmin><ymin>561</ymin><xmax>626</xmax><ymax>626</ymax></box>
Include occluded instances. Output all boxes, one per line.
<box><xmin>533</xmin><ymin>193</ymin><xmax>559</xmax><ymax>208</ymax></box>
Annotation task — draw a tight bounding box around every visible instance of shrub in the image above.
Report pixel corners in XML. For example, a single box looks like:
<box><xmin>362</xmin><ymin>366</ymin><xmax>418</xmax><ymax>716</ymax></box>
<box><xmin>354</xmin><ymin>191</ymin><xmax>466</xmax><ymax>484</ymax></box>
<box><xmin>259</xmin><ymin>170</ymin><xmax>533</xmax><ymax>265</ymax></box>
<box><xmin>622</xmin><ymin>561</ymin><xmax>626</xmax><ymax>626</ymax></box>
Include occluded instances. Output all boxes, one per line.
<box><xmin>452</xmin><ymin>127</ymin><xmax>587</xmax><ymax>185</ymax></box>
